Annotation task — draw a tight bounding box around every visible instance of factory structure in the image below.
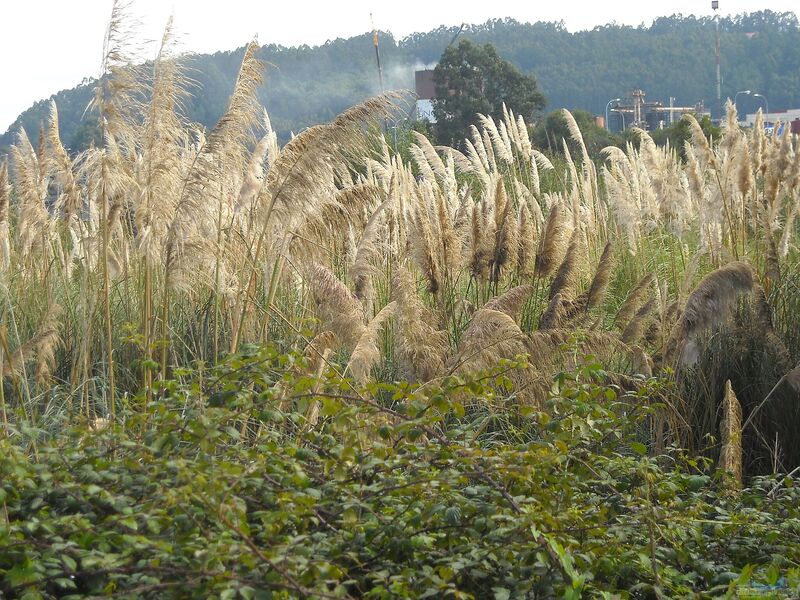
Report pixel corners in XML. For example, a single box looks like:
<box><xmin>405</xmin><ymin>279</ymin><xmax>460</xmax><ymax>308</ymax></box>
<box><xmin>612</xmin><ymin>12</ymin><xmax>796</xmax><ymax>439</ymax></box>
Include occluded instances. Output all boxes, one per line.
<box><xmin>415</xmin><ymin>74</ymin><xmax>712</xmax><ymax>134</ymax></box>
<box><xmin>607</xmin><ymin>90</ymin><xmax>709</xmax><ymax>133</ymax></box>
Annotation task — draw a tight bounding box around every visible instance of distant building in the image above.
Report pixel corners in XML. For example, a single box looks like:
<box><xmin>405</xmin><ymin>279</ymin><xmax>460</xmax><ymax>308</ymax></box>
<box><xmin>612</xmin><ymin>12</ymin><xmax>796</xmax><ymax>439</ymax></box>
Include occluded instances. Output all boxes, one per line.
<box><xmin>608</xmin><ymin>89</ymin><xmax>708</xmax><ymax>133</ymax></box>
<box><xmin>742</xmin><ymin>108</ymin><xmax>800</xmax><ymax>132</ymax></box>
<box><xmin>415</xmin><ymin>69</ymin><xmax>436</xmax><ymax>122</ymax></box>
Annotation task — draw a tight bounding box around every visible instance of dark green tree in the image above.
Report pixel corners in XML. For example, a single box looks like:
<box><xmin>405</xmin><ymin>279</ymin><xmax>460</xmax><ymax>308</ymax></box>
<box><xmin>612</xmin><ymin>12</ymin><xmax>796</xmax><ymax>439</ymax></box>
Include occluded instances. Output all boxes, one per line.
<box><xmin>432</xmin><ymin>39</ymin><xmax>546</xmax><ymax>146</ymax></box>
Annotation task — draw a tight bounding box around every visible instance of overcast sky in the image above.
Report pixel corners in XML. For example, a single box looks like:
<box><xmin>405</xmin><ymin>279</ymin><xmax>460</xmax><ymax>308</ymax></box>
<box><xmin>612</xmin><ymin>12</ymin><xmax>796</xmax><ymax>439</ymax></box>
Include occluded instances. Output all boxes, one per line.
<box><xmin>2</xmin><ymin>0</ymin><xmax>797</xmax><ymax>131</ymax></box>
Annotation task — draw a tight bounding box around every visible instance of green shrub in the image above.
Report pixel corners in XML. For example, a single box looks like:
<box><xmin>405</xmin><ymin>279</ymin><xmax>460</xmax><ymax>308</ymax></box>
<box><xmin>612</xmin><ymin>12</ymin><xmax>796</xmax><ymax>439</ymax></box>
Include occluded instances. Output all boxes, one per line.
<box><xmin>1</xmin><ymin>347</ymin><xmax>799</xmax><ymax>598</ymax></box>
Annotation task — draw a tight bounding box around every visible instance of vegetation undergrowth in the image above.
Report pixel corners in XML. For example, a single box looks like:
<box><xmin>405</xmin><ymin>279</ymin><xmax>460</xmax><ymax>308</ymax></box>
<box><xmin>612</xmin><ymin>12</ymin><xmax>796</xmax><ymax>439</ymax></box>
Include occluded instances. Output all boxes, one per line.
<box><xmin>2</xmin><ymin>346</ymin><xmax>800</xmax><ymax>599</ymax></box>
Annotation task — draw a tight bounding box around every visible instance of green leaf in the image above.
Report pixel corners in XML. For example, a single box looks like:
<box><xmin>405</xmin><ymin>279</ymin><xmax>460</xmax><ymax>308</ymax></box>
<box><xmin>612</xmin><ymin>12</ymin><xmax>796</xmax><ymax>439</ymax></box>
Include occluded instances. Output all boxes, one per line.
<box><xmin>492</xmin><ymin>587</ymin><xmax>511</xmax><ymax>600</ymax></box>
<box><xmin>630</xmin><ymin>442</ymin><xmax>647</xmax><ymax>456</ymax></box>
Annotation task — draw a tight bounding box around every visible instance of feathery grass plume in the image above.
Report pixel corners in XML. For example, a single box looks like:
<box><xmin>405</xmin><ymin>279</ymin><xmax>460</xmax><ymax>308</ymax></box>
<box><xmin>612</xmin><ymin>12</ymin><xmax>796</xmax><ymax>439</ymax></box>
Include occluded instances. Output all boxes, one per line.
<box><xmin>719</xmin><ymin>100</ymin><xmax>740</xmax><ymax>155</ymax></box>
<box><xmin>515</xmin><ymin>114</ymin><xmax>533</xmax><ymax>157</ymax></box>
<box><xmin>92</xmin><ymin>0</ymin><xmax>144</xmax><ymax>148</ymax></box>
<box><xmin>411</xmin><ymin>131</ymin><xmax>447</xmax><ymax>181</ymax></box>
<box><xmin>0</xmin><ymin>162</ymin><xmax>10</xmax><ymax>270</ymax></box>
<box><xmin>433</xmin><ymin>185</ymin><xmax>461</xmax><ymax>276</ymax></box>
<box><xmin>534</xmin><ymin>202</ymin><xmax>564</xmax><ymax>278</ymax></box>
<box><xmin>664</xmin><ymin>261</ymin><xmax>754</xmax><ymax>366</ymax></box>
<box><xmin>548</xmin><ymin>230</ymin><xmax>581</xmax><ymax>301</ymax></box>
<box><xmin>10</xmin><ymin>128</ymin><xmax>51</xmax><ymax>260</ymax></box>
<box><xmin>168</xmin><ymin>39</ymin><xmax>263</xmax><ymax>259</ymax></box>
<box><xmin>479</xmin><ymin>114</ymin><xmax>513</xmax><ymax>164</ymax></box>
<box><xmin>764</xmin><ymin>227</ymin><xmax>781</xmax><ymax>283</ymax></box>
<box><xmin>586</xmin><ymin>241</ymin><xmax>614</xmax><ymax>311</ymax></box>
<box><xmin>516</xmin><ymin>201</ymin><xmax>536</xmax><ymax>277</ymax></box>
<box><xmin>736</xmin><ymin>136</ymin><xmax>755</xmax><ymax>201</ymax></box>
<box><xmin>463</xmin><ymin>139</ymin><xmax>491</xmax><ymax>190</ymax></box>
<box><xmin>408</xmin><ymin>143</ymin><xmax>437</xmax><ymax>183</ymax></box>
<box><xmin>562</xmin><ymin>109</ymin><xmax>591</xmax><ymax>177</ymax></box>
<box><xmin>484</xmin><ymin>285</ymin><xmax>533</xmax><ymax>319</ymax></box>
<box><xmin>752</xmin><ymin>284</ymin><xmax>792</xmax><ymax>371</ymax></box>
<box><xmin>33</xmin><ymin>303</ymin><xmax>63</xmax><ymax>385</ymax></box>
<box><xmin>481</xmin><ymin>126</ymin><xmax>498</xmax><ymax>172</ymax></box>
<box><xmin>307</xmin><ymin>263</ymin><xmax>366</xmax><ymax>351</ymax></box>
<box><xmin>614</xmin><ymin>273</ymin><xmax>656</xmax><ymax>331</ymax></box>
<box><xmin>621</xmin><ymin>298</ymin><xmax>657</xmax><ymax>345</ymax></box>
<box><xmin>438</xmin><ymin>146</ymin><xmax>475</xmax><ymax>176</ymax></box>
<box><xmin>533</xmin><ymin>150</ymin><xmax>554</xmax><ymax>173</ymax></box>
<box><xmin>303</xmin><ymin>330</ymin><xmax>338</xmax><ymax>375</ymax></box>
<box><xmin>2</xmin><ymin>303</ymin><xmax>62</xmax><ymax>383</ymax></box>
<box><xmin>630</xmin><ymin>345</ymin><xmax>654</xmax><ymax>377</ymax></box>
<box><xmin>683</xmin><ymin>114</ymin><xmax>715</xmax><ymax>168</ymax></box>
<box><xmin>788</xmin><ymin>138</ymin><xmax>800</xmax><ymax>191</ymax></box>
<box><xmin>453</xmin><ymin>308</ymin><xmax>528</xmax><ymax>373</ymax></box>
<box><xmin>409</xmin><ymin>194</ymin><xmax>441</xmax><ymax>294</ymax></box>
<box><xmin>786</xmin><ymin>364</ymin><xmax>800</xmax><ymax>393</ymax></box>
<box><xmin>136</xmin><ymin>17</ymin><xmax>189</xmax><ymax>278</ymax></box>
<box><xmin>392</xmin><ymin>267</ymin><xmax>448</xmax><ymax>381</ymax></box>
<box><xmin>468</xmin><ymin>125</ymin><xmax>490</xmax><ymax>172</ymax></box>
<box><xmin>498</xmin><ymin>115</ymin><xmax>515</xmax><ymax>161</ymax></box>
<box><xmin>350</xmin><ymin>199</ymin><xmax>390</xmax><ymax>301</ymax></box>
<box><xmin>538</xmin><ymin>292</ymin><xmax>564</xmax><ymax>330</ymax></box>
<box><xmin>347</xmin><ymin>301</ymin><xmax>396</xmax><ymax>384</ymax></box>
<box><xmin>254</xmin><ymin>94</ymin><xmax>400</xmax><ymax>245</ymax></box>
<box><xmin>763</xmin><ymin>132</ymin><xmax>789</xmax><ymax>213</ymax></box>
<box><xmin>778</xmin><ymin>207</ymin><xmax>796</xmax><ymax>259</ymax></box>
<box><xmin>236</xmin><ymin>113</ymin><xmax>277</xmax><ymax>217</ymax></box>
<box><xmin>526</xmin><ymin>330</ymin><xmax>636</xmax><ymax>376</ymax></box>
<box><xmin>718</xmin><ymin>380</ymin><xmax>743</xmax><ymax>490</ymax></box>
<box><xmin>490</xmin><ymin>178</ymin><xmax>518</xmax><ymax>282</ymax></box>
<box><xmin>468</xmin><ymin>200</ymin><xmax>488</xmax><ymax>280</ymax></box>
<box><xmin>45</xmin><ymin>102</ymin><xmax>79</xmax><ymax>219</ymax></box>
<box><xmin>750</xmin><ymin>110</ymin><xmax>765</xmax><ymax>175</ymax></box>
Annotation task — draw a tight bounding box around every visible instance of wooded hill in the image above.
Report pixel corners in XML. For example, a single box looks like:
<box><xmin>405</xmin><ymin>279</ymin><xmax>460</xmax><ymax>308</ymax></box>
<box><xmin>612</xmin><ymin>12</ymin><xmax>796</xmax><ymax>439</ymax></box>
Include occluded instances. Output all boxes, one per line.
<box><xmin>2</xmin><ymin>10</ymin><xmax>799</xmax><ymax>153</ymax></box>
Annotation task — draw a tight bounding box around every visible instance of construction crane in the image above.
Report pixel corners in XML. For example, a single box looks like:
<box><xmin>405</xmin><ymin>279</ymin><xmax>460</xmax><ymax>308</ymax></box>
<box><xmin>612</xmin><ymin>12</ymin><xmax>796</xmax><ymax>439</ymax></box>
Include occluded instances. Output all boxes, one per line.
<box><xmin>370</xmin><ymin>13</ymin><xmax>384</xmax><ymax>92</ymax></box>
<box><xmin>447</xmin><ymin>23</ymin><xmax>466</xmax><ymax>49</ymax></box>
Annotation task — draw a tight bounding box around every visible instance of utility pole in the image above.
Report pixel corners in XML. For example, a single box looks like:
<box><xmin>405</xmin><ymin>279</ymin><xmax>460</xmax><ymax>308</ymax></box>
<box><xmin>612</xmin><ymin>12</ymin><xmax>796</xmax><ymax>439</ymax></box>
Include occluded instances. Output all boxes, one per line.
<box><xmin>713</xmin><ymin>1</ymin><xmax>721</xmax><ymax>121</ymax></box>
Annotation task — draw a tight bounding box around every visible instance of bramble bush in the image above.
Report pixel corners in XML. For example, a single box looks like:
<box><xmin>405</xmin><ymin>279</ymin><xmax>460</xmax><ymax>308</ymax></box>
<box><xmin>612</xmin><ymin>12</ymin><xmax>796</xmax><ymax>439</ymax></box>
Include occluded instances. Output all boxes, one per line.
<box><xmin>1</xmin><ymin>346</ymin><xmax>799</xmax><ymax>598</ymax></box>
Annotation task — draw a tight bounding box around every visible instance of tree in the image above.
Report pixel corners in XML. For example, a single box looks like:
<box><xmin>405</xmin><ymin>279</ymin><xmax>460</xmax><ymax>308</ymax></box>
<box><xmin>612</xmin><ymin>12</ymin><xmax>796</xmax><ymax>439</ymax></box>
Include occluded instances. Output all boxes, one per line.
<box><xmin>532</xmin><ymin>109</ymin><xmax>626</xmax><ymax>159</ymax></box>
<box><xmin>432</xmin><ymin>39</ymin><xmax>546</xmax><ymax>146</ymax></box>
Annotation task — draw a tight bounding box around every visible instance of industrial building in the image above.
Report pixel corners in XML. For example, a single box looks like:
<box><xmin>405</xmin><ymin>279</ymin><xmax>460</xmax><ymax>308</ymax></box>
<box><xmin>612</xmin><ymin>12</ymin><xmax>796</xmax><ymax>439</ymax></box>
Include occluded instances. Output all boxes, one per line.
<box><xmin>742</xmin><ymin>109</ymin><xmax>800</xmax><ymax>135</ymax></box>
<box><xmin>415</xmin><ymin>69</ymin><xmax>436</xmax><ymax>122</ymax></box>
<box><xmin>608</xmin><ymin>90</ymin><xmax>709</xmax><ymax>133</ymax></box>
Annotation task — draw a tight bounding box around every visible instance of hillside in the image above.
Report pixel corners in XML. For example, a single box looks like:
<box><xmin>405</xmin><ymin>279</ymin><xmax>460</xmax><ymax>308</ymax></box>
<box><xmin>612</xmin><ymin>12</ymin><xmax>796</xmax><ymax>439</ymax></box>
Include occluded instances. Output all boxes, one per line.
<box><xmin>2</xmin><ymin>10</ymin><xmax>799</xmax><ymax>153</ymax></box>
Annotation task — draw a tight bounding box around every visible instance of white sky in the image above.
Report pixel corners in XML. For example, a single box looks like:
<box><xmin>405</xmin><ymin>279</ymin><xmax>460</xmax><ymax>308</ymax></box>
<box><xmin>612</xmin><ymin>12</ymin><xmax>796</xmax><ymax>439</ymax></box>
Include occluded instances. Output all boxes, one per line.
<box><xmin>2</xmin><ymin>0</ymin><xmax>797</xmax><ymax>131</ymax></box>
